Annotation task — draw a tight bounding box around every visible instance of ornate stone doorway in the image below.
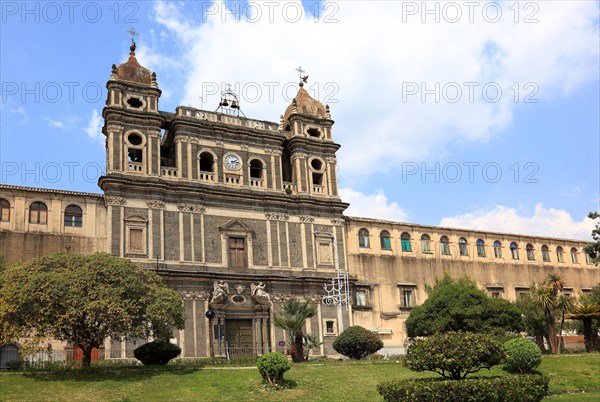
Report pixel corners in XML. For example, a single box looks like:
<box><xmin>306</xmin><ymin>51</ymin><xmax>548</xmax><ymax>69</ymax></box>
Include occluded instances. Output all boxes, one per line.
<box><xmin>225</xmin><ymin>319</ymin><xmax>253</xmax><ymax>357</ymax></box>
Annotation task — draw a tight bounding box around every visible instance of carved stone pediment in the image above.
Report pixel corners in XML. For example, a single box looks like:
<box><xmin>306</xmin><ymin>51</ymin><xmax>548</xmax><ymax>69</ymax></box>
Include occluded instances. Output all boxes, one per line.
<box><xmin>218</xmin><ymin>218</ymin><xmax>254</xmax><ymax>234</ymax></box>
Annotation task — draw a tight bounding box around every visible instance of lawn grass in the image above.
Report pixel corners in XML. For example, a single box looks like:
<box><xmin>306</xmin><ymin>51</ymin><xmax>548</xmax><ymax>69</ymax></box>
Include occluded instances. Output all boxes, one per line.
<box><xmin>0</xmin><ymin>354</ymin><xmax>598</xmax><ymax>401</ymax></box>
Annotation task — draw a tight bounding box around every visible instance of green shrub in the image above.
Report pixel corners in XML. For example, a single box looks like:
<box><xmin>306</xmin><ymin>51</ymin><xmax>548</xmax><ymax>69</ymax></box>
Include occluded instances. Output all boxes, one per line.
<box><xmin>405</xmin><ymin>331</ymin><xmax>504</xmax><ymax>380</ymax></box>
<box><xmin>503</xmin><ymin>338</ymin><xmax>542</xmax><ymax>373</ymax></box>
<box><xmin>256</xmin><ymin>352</ymin><xmax>291</xmax><ymax>389</ymax></box>
<box><xmin>333</xmin><ymin>326</ymin><xmax>384</xmax><ymax>360</ymax></box>
<box><xmin>133</xmin><ymin>341</ymin><xmax>181</xmax><ymax>365</ymax></box>
<box><xmin>377</xmin><ymin>375</ymin><xmax>549</xmax><ymax>402</ymax></box>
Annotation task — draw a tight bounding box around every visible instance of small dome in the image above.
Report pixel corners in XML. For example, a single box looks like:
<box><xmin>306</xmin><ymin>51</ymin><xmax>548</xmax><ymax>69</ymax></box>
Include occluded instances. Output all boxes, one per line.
<box><xmin>114</xmin><ymin>42</ymin><xmax>153</xmax><ymax>85</ymax></box>
<box><xmin>283</xmin><ymin>86</ymin><xmax>327</xmax><ymax>122</ymax></box>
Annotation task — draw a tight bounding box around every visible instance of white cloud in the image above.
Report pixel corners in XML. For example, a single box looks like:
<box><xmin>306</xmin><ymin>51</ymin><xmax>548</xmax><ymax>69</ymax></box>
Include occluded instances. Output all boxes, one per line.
<box><xmin>440</xmin><ymin>204</ymin><xmax>596</xmax><ymax>241</ymax></box>
<box><xmin>8</xmin><ymin>106</ymin><xmax>29</xmax><ymax>124</ymax></box>
<box><xmin>340</xmin><ymin>187</ymin><xmax>408</xmax><ymax>222</ymax></box>
<box><xmin>84</xmin><ymin>110</ymin><xmax>103</xmax><ymax>143</ymax></box>
<box><xmin>44</xmin><ymin>115</ymin><xmax>80</xmax><ymax>130</ymax></box>
<box><xmin>143</xmin><ymin>0</ymin><xmax>598</xmax><ymax>184</ymax></box>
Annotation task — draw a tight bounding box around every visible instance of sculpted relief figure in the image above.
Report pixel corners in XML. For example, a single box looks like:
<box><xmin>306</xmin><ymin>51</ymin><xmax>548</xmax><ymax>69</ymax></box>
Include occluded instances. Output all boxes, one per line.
<box><xmin>251</xmin><ymin>282</ymin><xmax>271</xmax><ymax>305</ymax></box>
<box><xmin>209</xmin><ymin>280</ymin><xmax>229</xmax><ymax>305</ymax></box>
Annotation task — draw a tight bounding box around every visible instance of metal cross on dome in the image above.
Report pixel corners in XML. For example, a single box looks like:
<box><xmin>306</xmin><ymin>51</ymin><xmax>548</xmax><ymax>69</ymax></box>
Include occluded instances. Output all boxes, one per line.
<box><xmin>295</xmin><ymin>66</ymin><xmax>309</xmax><ymax>85</ymax></box>
<box><xmin>127</xmin><ymin>28</ymin><xmax>138</xmax><ymax>44</ymax></box>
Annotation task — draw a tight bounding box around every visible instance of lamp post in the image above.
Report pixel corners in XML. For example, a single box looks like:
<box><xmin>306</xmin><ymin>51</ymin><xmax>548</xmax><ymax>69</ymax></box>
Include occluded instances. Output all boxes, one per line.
<box><xmin>205</xmin><ymin>310</ymin><xmax>215</xmax><ymax>358</ymax></box>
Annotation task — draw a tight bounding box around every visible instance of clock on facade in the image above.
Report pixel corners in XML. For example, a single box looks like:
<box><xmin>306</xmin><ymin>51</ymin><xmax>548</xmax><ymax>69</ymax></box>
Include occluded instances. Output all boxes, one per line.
<box><xmin>224</xmin><ymin>154</ymin><xmax>241</xmax><ymax>170</ymax></box>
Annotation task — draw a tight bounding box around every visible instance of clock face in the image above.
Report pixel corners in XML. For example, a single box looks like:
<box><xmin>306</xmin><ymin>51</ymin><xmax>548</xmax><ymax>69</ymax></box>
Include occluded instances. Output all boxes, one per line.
<box><xmin>224</xmin><ymin>154</ymin><xmax>241</xmax><ymax>170</ymax></box>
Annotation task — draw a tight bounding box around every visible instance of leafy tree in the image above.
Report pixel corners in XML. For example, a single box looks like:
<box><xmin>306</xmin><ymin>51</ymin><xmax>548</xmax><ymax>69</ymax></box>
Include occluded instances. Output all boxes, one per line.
<box><xmin>405</xmin><ymin>275</ymin><xmax>523</xmax><ymax>337</ymax></box>
<box><xmin>333</xmin><ymin>325</ymin><xmax>383</xmax><ymax>360</ymax></box>
<box><xmin>405</xmin><ymin>331</ymin><xmax>504</xmax><ymax>380</ymax></box>
<box><xmin>583</xmin><ymin>212</ymin><xmax>600</xmax><ymax>265</ymax></box>
<box><xmin>0</xmin><ymin>253</ymin><xmax>185</xmax><ymax>368</ymax></box>
<box><xmin>273</xmin><ymin>300</ymin><xmax>317</xmax><ymax>362</ymax></box>
<box><xmin>565</xmin><ymin>303</ymin><xmax>600</xmax><ymax>352</ymax></box>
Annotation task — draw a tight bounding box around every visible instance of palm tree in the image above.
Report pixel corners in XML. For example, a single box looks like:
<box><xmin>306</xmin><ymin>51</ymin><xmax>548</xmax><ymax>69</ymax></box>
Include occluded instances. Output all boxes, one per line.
<box><xmin>558</xmin><ymin>293</ymin><xmax>576</xmax><ymax>351</ymax></box>
<box><xmin>530</xmin><ymin>273</ymin><xmax>566</xmax><ymax>354</ymax></box>
<box><xmin>566</xmin><ymin>304</ymin><xmax>600</xmax><ymax>352</ymax></box>
<box><xmin>274</xmin><ymin>300</ymin><xmax>317</xmax><ymax>362</ymax></box>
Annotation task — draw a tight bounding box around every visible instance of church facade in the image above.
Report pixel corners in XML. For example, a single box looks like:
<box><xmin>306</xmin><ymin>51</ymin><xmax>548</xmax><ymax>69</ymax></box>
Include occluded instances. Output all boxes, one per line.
<box><xmin>0</xmin><ymin>44</ymin><xmax>597</xmax><ymax>359</ymax></box>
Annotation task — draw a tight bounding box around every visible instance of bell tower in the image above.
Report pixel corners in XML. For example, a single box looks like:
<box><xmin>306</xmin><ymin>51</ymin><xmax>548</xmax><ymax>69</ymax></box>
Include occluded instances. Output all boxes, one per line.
<box><xmin>102</xmin><ymin>39</ymin><xmax>163</xmax><ymax>178</ymax></box>
<box><xmin>280</xmin><ymin>71</ymin><xmax>339</xmax><ymax>198</ymax></box>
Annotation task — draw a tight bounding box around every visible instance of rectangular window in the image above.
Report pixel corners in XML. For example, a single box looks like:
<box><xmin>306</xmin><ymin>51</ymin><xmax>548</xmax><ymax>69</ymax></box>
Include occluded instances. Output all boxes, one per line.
<box><xmin>421</xmin><ymin>241</ymin><xmax>431</xmax><ymax>254</ymax></box>
<box><xmin>356</xmin><ymin>290</ymin><xmax>367</xmax><ymax>307</ymax></box>
<box><xmin>29</xmin><ymin>209</ymin><xmax>47</xmax><ymax>224</ymax></box>
<box><xmin>527</xmin><ymin>250</ymin><xmax>535</xmax><ymax>261</ymax></box>
<box><xmin>571</xmin><ymin>252</ymin><xmax>578</xmax><ymax>264</ymax></box>
<box><xmin>542</xmin><ymin>251</ymin><xmax>550</xmax><ymax>262</ymax></box>
<box><xmin>381</xmin><ymin>237</ymin><xmax>391</xmax><ymax>250</ymax></box>
<box><xmin>228</xmin><ymin>237</ymin><xmax>247</xmax><ymax>268</ymax></box>
<box><xmin>401</xmin><ymin>239</ymin><xmax>412</xmax><ymax>252</ymax></box>
<box><xmin>129</xmin><ymin>228</ymin><xmax>144</xmax><ymax>253</ymax></box>
<box><xmin>515</xmin><ymin>288</ymin><xmax>530</xmax><ymax>299</ymax></box>
<box><xmin>488</xmin><ymin>288</ymin><xmax>504</xmax><ymax>299</ymax></box>
<box><xmin>477</xmin><ymin>245</ymin><xmax>486</xmax><ymax>258</ymax></box>
<box><xmin>64</xmin><ymin>215</ymin><xmax>83</xmax><ymax>228</ymax></box>
<box><xmin>494</xmin><ymin>247</ymin><xmax>502</xmax><ymax>259</ymax></box>
<box><xmin>398</xmin><ymin>287</ymin><xmax>416</xmax><ymax>309</ymax></box>
<box><xmin>0</xmin><ymin>207</ymin><xmax>9</xmax><ymax>222</ymax></box>
<box><xmin>324</xmin><ymin>320</ymin><xmax>337</xmax><ymax>335</ymax></box>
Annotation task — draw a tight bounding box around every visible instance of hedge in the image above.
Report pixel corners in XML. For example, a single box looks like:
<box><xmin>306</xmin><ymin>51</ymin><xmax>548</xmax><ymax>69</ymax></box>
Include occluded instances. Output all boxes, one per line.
<box><xmin>377</xmin><ymin>375</ymin><xmax>549</xmax><ymax>402</ymax></box>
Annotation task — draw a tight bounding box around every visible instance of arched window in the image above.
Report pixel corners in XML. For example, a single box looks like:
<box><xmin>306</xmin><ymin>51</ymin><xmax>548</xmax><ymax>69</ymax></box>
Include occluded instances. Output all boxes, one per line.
<box><xmin>0</xmin><ymin>198</ymin><xmax>10</xmax><ymax>222</ymax></box>
<box><xmin>421</xmin><ymin>234</ymin><xmax>431</xmax><ymax>253</ymax></box>
<box><xmin>459</xmin><ymin>238</ymin><xmax>468</xmax><ymax>256</ymax></box>
<box><xmin>570</xmin><ymin>247</ymin><xmax>578</xmax><ymax>263</ymax></box>
<box><xmin>358</xmin><ymin>229</ymin><xmax>370</xmax><ymax>248</ymax></box>
<box><xmin>249</xmin><ymin>159</ymin><xmax>263</xmax><ymax>179</ymax></box>
<box><xmin>64</xmin><ymin>205</ymin><xmax>83</xmax><ymax>228</ymax></box>
<box><xmin>526</xmin><ymin>244</ymin><xmax>535</xmax><ymax>261</ymax></box>
<box><xmin>493</xmin><ymin>241</ymin><xmax>502</xmax><ymax>258</ymax></box>
<box><xmin>440</xmin><ymin>236</ymin><xmax>450</xmax><ymax>255</ymax></box>
<box><xmin>541</xmin><ymin>245</ymin><xmax>550</xmax><ymax>262</ymax></box>
<box><xmin>556</xmin><ymin>246</ymin><xmax>564</xmax><ymax>263</ymax></box>
<box><xmin>29</xmin><ymin>202</ymin><xmax>48</xmax><ymax>224</ymax></box>
<box><xmin>510</xmin><ymin>242</ymin><xmax>519</xmax><ymax>260</ymax></box>
<box><xmin>401</xmin><ymin>232</ymin><xmax>412</xmax><ymax>252</ymax></box>
<box><xmin>310</xmin><ymin>158</ymin><xmax>325</xmax><ymax>193</ymax></box>
<box><xmin>476</xmin><ymin>239</ymin><xmax>485</xmax><ymax>257</ymax></box>
<box><xmin>380</xmin><ymin>230</ymin><xmax>391</xmax><ymax>250</ymax></box>
<box><xmin>199</xmin><ymin>151</ymin><xmax>215</xmax><ymax>172</ymax></box>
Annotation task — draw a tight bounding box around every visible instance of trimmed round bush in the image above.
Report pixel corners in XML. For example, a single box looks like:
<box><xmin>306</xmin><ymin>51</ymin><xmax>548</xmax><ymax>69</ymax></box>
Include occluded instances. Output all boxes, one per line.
<box><xmin>503</xmin><ymin>338</ymin><xmax>542</xmax><ymax>374</ymax></box>
<box><xmin>405</xmin><ymin>332</ymin><xmax>504</xmax><ymax>380</ymax></box>
<box><xmin>257</xmin><ymin>352</ymin><xmax>291</xmax><ymax>389</ymax></box>
<box><xmin>333</xmin><ymin>325</ymin><xmax>384</xmax><ymax>360</ymax></box>
<box><xmin>134</xmin><ymin>341</ymin><xmax>181</xmax><ymax>365</ymax></box>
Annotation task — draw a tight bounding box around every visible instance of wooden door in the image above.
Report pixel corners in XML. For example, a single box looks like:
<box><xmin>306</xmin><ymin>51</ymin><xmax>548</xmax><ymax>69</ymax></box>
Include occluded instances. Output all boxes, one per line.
<box><xmin>228</xmin><ymin>237</ymin><xmax>247</xmax><ymax>268</ymax></box>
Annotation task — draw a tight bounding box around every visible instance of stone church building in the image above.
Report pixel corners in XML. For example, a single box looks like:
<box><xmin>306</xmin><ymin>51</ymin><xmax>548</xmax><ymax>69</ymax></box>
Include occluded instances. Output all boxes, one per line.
<box><xmin>0</xmin><ymin>44</ymin><xmax>597</xmax><ymax>359</ymax></box>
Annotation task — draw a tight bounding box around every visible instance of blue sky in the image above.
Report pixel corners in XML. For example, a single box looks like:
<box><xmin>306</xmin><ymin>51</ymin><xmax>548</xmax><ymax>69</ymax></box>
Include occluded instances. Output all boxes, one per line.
<box><xmin>1</xmin><ymin>0</ymin><xmax>598</xmax><ymax>240</ymax></box>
